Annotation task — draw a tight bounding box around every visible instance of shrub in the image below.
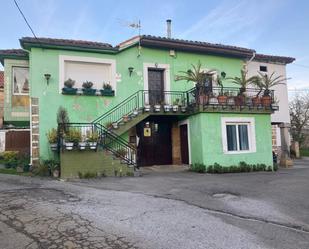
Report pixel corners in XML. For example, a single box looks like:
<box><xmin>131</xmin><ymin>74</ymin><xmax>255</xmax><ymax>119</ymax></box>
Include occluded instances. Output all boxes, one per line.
<box><xmin>1</xmin><ymin>151</ymin><xmax>19</xmax><ymax>168</ymax></box>
<box><xmin>46</xmin><ymin>128</ymin><xmax>58</xmax><ymax>143</ymax></box>
<box><xmin>190</xmin><ymin>163</ymin><xmax>206</xmax><ymax>173</ymax></box>
<box><xmin>33</xmin><ymin>164</ymin><xmax>50</xmax><ymax>177</ymax></box>
<box><xmin>42</xmin><ymin>159</ymin><xmax>59</xmax><ymax>173</ymax></box>
<box><xmin>78</xmin><ymin>171</ymin><xmax>97</xmax><ymax>179</ymax></box>
<box><xmin>65</xmin><ymin>129</ymin><xmax>81</xmax><ymax>143</ymax></box>
<box><xmin>213</xmin><ymin>163</ymin><xmax>223</xmax><ymax>173</ymax></box>
<box><xmin>64</xmin><ymin>78</ymin><xmax>75</xmax><ymax>88</ymax></box>
<box><xmin>82</xmin><ymin>81</ymin><xmax>93</xmax><ymax>89</ymax></box>
<box><xmin>88</xmin><ymin>131</ymin><xmax>99</xmax><ymax>142</ymax></box>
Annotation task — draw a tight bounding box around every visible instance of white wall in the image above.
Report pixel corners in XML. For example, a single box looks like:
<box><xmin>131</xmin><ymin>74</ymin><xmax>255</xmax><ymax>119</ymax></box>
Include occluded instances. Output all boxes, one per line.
<box><xmin>247</xmin><ymin>61</ymin><xmax>290</xmax><ymax>124</ymax></box>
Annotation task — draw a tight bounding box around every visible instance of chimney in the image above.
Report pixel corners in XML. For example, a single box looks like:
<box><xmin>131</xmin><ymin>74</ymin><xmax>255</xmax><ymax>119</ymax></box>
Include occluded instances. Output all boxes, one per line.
<box><xmin>166</xmin><ymin>19</ymin><xmax>172</xmax><ymax>38</ymax></box>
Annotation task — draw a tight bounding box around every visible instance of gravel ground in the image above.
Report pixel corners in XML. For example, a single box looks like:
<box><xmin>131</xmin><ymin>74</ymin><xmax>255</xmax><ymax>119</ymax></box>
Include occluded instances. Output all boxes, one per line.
<box><xmin>0</xmin><ymin>158</ymin><xmax>308</xmax><ymax>249</ymax></box>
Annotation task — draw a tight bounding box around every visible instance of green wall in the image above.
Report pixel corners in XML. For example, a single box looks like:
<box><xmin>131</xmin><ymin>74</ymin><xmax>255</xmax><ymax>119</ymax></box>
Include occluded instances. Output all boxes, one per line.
<box><xmin>29</xmin><ymin>46</ymin><xmax>244</xmax><ymax>159</ymax></box>
<box><xmin>189</xmin><ymin>113</ymin><xmax>273</xmax><ymax>166</ymax></box>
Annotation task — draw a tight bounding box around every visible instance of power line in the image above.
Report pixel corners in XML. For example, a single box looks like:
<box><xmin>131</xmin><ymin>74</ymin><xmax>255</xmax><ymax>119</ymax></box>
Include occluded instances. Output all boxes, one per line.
<box><xmin>13</xmin><ymin>0</ymin><xmax>38</xmax><ymax>39</ymax></box>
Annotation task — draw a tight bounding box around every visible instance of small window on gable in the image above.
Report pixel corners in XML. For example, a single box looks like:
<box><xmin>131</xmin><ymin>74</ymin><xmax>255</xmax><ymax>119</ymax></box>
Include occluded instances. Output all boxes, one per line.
<box><xmin>259</xmin><ymin>66</ymin><xmax>267</xmax><ymax>72</ymax></box>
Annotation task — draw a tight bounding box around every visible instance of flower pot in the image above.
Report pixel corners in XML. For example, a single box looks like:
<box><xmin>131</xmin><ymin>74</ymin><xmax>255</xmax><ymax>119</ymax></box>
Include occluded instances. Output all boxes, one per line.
<box><xmin>252</xmin><ymin>96</ymin><xmax>261</xmax><ymax>106</ymax></box>
<box><xmin>100</xmin><ymin>89</ymin><xmax>115</xmax><ymax>96</ymax></box>
<box><xmin>181</xmin><ymin>106</ymin><xmax>186</xmax><ymax>112</ymax></box>
<box><xmin>227</xmin><ymin>97</ymin><xmax>235</xmax><ymax>106</ymax></box>
<box><xmin>112</xmin><ymin>122</ymin><xmax>118</xmax><ymax>129</ymax></box>
<box><xmin>65</xmin><ymin>142</ymin><xmax>74</xmax><ymax>150</ymax></box>
<box><xmin>82</xmin><ymin>88</ymin><xmax>96</xmax><ymax>96</ymax></box>
<box><xmin>50</xmin><ymin>143</ymin><xmax>58</xmax><ymax>151</ymax></box>
<box><xmin>144</xmin><ymin>104</ymin><xmax>151</xmax><ymax>112</ymax></box>
<box><xmin>172</xmin><ymin>105</ymin><xmax>179</xmax><ymax>112</ymax></box>
<box><xmin>53</xmin><ymin>169</ymin><xmax>60</xmax><ymax>178</ymax></box>
<box><xmin>261</xmin><ymin>96</ymin><xmax>272</xmax><ymax>107</ymax></box>
<box><xmin>62</xmin><ymin>87</ymin><xmax>78</xmax><ymax>95</ymax></box>
<box><xmin>198</xmin><ymin>95</ymin><xmax>208</xmax><ymax>105</ymax></box>
<box><xmin>154</xmin><ymin>105</ymin><xmax>161</xmax><ymax>112</ymax></box>
<box><xmin>209</xmin><ymin>97</ymin><xmax>219</xmax><ymax>105</ymax></box>
<box><xmin>88</xmin><ymin>142</ymin><xmax>97</xmax><ymax>150</ymax></box>
<box><xmin>78</xmin><ymin>142</ymin><xmax>87</xmax><ymax>150</ymax></box>
<box><xmin>164</xmin><ymin>105</ymin><xmax>171</xmax><ymax>112</ymax></box>
<box><xmin>217</xmin><ymin>95</ymin><xmax>228</xmax><ymax>105</ymax></box>
<box><xmin>123</xmin><ymin>115</ymin><xmax>129</xmax><ymax>122</ymax></box>
<box><xmin>132</xmin><ymin>109</ymin><xmax>139</xmax><ymax>116</ymax></box>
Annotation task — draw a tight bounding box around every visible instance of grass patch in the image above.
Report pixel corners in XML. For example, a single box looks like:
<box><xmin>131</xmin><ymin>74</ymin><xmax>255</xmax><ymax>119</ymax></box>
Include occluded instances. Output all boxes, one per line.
<box><xmin>300</xmin><ymin>148</ymin><xmax>309</xmax><ymax>157</ymax></box>
<box><xmin>0</xmin><ymin>168</ymin><xmax>31</xmax><ymax>176</ymax></box>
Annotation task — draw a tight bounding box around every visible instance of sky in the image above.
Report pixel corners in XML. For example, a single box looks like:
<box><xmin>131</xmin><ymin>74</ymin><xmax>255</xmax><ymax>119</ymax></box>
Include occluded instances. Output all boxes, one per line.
<box><xmin>1</xmin><ymin>0</ymin><xmax>309</xmax><ymax>93</ymax></box>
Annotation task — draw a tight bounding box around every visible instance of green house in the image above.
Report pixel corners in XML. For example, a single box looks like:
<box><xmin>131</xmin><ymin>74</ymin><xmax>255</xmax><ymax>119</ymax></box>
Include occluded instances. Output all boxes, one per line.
<box><xmin>0</xmin><ymin>35</ymin><xmax>294</xmax><ymax>177</ymax></box>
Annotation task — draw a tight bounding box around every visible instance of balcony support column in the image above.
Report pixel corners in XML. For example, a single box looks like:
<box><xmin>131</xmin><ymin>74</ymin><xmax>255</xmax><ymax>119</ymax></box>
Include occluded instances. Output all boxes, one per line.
<box><xmin>279</xmin><ymin>123</ymin><xmax>293</xmax><ymax>167</ymax></box>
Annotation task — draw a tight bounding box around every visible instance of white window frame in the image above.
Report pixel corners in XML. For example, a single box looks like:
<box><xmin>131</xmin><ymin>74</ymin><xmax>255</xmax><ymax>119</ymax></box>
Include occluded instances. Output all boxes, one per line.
<box><xmin>59</xmin><ymin>55</ymin><xmax>116</xmax><ymax>95</ymax></box>
<box><xmin>221</xmin><ymin>117</ymin><xmax>256</xmax><ymax>154</ymax></box>
<box><xmin>12</xmin><ymin>66</ymin><xmax>29</xmax><ymax>96</ymax></box>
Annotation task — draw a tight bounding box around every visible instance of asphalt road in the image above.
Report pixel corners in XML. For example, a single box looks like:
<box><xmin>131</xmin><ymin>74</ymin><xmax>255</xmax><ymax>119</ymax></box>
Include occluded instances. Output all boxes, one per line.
<box><xmin>0</xmin><ymin>158</ymin><xmax>308</xmax><ymax>249</ymax></box>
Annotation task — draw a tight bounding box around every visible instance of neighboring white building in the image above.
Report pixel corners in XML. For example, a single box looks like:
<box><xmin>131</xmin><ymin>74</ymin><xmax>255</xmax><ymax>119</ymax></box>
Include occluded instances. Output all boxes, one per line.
<box><xmin>247</xmin><ymin>54</ymin><xmax>295</xmax><ymax>157</ymax></box>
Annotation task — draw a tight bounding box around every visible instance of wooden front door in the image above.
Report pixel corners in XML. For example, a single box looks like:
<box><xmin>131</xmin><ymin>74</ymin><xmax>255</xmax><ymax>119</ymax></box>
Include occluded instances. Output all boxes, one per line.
<box><xmin>180</xmin><ymin>124</ymin><xmax>189</xmax><ymax>164</ymax></box>
<box><xmin>137</xmin><ymin>120</ymin><xmax>172</xmax><ymax>166</ymax></box>
<box><xmin>148</xmin><ymin>69</ymin><xmax>164</xmax><ymax>105</ymax></box>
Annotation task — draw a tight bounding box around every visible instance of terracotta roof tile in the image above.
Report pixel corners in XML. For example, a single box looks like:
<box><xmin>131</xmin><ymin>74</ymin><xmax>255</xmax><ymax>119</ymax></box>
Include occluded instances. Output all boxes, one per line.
<box><xmin>0</xmin><ymin>49</ymin><xmax>28</xmax><ymax>57</ymax></box>
<box><xmin>255</xmin><ymin>53</ymin><xmax>295</xmax><ymax>64</ymax></box>
<box><xmin>20</xmin><ymin>37</ymin><xmax>115</xmax><ymax>50</ymax></box>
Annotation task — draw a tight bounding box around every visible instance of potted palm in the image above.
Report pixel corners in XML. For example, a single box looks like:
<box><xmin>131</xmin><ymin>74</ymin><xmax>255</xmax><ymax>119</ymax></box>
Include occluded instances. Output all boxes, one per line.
<box><xmin>100</xmin><ymin>83</ymin><xmax>115</xmax><ymax>96</ymax></box>
<box><xmin>175</xmin><ymin>61</ymin><xmax>215</xmax><ymax>105</ymax></box>
<box><xmin>82</xmin><ymin>81</ymin><xmax>96</xmax><ymax>95</ymax></box>
<box><xmin>62</xmin><ymin>78</ymin><xmax>78</xmax><ymax>95</ymax></box>
<box><xmin>252</xmin><ymin>77</ymin><xmax>263</xmax><ymax>106</ymax></box>
<box><xmin>46</xmin><ymin>128</ymin><xmax>58</xmax><ymax>151</ymax></box>
<box><xmin>217</xmin><ymin>72</ymin><xmax>228</xmax><ymax>105</ymax></box>
<box><xmin>227</xmin><ymin>68</ymin><xmax>257</xmax><ymax>106</ymax></box>
<box><xmin>257</xmin><ymin>72</ymin><xmax>287</xmax><ymax>107</ymax></box>
<box><xmin>87</xmin><ymin>131</ymin><xmax>99</xmax><ymax>150</ymax></box>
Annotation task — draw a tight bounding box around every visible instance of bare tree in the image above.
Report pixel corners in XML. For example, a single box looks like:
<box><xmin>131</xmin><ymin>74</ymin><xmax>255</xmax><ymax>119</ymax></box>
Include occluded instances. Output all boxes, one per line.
<box><xmin>289</xmin><ymin>93</ymin><xmax>309</xmax><ymax>145</ymax></box>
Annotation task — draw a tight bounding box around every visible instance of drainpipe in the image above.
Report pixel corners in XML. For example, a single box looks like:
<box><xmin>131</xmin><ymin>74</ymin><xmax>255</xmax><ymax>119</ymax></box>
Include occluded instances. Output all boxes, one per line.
<box><xmin>245</xmin><ymin>52</ymin><xmax>256</xmax><ymax>70</ymax></box>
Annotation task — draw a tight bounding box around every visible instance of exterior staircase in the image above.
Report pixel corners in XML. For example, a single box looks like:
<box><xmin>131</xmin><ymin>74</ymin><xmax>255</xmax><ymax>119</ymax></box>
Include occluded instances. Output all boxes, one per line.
<box><xmin>63</xmin><ymin>86</ymin><xmax>275</xmax><ymax>171</ymax></box>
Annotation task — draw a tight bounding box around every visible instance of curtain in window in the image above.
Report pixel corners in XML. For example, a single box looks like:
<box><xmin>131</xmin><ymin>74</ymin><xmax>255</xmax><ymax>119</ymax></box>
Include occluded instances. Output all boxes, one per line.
<box><xmin>226</xmin><ymin>125</ymin><xmax>237</xmax><ymax>151</ymax></box>
<box><xmin>238</xmin><ymin>125</ymin><xmax>249</xmax><ymax>150</ymax></box>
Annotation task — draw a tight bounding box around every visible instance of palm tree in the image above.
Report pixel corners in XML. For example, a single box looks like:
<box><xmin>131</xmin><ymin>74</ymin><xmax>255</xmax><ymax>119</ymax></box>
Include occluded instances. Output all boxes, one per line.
<box><xmin>227</xmin><ymin>67</ymin><xmax>258</xmax><ymax>94</ymax></box>
<box><xmin>257</xmin><ymin>71</ymin><xmax>288</xmax><ymax>96</ymax></box>
<box><xmin>175</xmin><ymin>61</ymin><xmax>215</xmax><ymax>104</ymax></box>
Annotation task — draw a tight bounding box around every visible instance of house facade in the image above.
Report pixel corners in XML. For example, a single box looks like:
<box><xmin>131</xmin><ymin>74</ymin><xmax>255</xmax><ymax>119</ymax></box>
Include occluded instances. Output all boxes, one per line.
<box><xmin>0</xmin><ymin>35</ymin><xmax>294</xmax><ymax>176</ymax></box>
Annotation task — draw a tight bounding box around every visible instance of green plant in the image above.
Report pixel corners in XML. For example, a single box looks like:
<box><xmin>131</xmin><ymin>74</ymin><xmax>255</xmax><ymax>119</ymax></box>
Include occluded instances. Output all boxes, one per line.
<box><xmin>64</xmin><ymin>78</ymin><xmax>75</xmax><ymax>88</ymax></box>
<box><xmin>88</xmin><ymin>132</ymin><xmax>99</xmax><ymax>142</ymax></box>
<box><xmin>217</xmin><ymin>72</ymin><xmax>227</xmax><ymax>95</ymax></box>
<box><xmin>227</xmin><ymin>67</ymin><xmax>258</xmax><ymax>94</ymax></box>
<box><xmin>256</xmin><ymin>72</ymin><xmax>288</xmax><ymax>96</ymax></box>
<box><xmin>46</xmin><ymin>128</ymin><xmax>58</xmax><ymax>143</ymax></box>
<box><xmin>213</xmin><ymin>163</ymin><xmax>223</xmax><ymax>173</ymax></box>
<box><xmin>190</xmin><ymin>163</ymin><xmax>206</xmax><ymax>173</ymax></box>
<box><xmin>33</xmin><ymin>164</ymin><xmax>50</xmax><ymax>176</ymax></box>
<box><xmin>65</xmin><ymin>129</ymin><xmax>82</xmax><ymax>143</ymax></box>
<box><xmin>42</xmin><ymin>159</ymin><xmax>59</xmax><ymax>173</ymax></box>
<box><xmin>173</xmin><ymin>98</ymin><xmax>180</xmax><ymax>105</ymax></box>
<box><xmin>175</xmin><ymin>61</ymin><xmax>215</xmax><ymax>102</ymax></box>
<box><xmin>1</xmin><ymin>151</ymin><xmax>19</xmax><ymax>168</ymax></box>
<box><xmin>82</xmin><ymin>81</ymin><xmax>94</xmax><ymax>89</ymax></box>
<box><xmin>103</xmin><ymin>83</ymin><xmax>112</xmax><ymax>90</ymax></box>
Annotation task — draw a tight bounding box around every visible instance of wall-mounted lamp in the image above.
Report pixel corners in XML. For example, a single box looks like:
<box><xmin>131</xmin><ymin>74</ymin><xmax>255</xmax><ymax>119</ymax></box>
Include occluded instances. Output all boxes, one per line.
<box><xmin>128</xmin><ymin>67</ymin><xmax>134</xmax><ymax>77</ymax></box>
<box><xmin>221</xmin><ymin>71</ymin><xmax>226</xmax><ymax>78</ymax></box>
<box><xmin>44</xmin><ymin>73</ymin><xmax>51</xmax><ymax>85</ymax></box>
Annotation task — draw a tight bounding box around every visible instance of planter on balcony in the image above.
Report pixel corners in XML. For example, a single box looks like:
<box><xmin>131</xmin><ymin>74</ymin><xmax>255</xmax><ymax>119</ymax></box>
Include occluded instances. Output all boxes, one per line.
<box><xmin>82</xmin><ymin>88</ymin><xmax>97</xmax><ymax>96</ymax></box>
<box><xmin>217</xmin><ymin>95</ymin><xmax>228</xmax><ymax>105</ymax></box>
<box><xmin>172</xmin><ymin>105</ymin><xmax>179</xmax><ymax>112</ymax></box>
<box><xmin>154</xmin><ymin>104</ymin><xmax>161</xmax><ymax>112</ymax></box>
<box><xmin>112</xmin><ymin>122</ymin><xmax>119</xmax><ymax>129</ymax></box>
<box><xmin>164</xmin><ymin>104</ymin><xmax>172</xmax><ymax>112</ymax></box>
<box><xmin>144</xmin><ymin>104</ymin><xmax>151</xmax><ymax>112</ymax></box>
<box><xmin>50</xmin><ymin>143</ymin><xmax>58</xmax><ymax>151</ymax></box>
<box><xmin>100</xmin><ymin>89</ymin><xmax>115</xmax><ymax>96</ymax></box>
<box><xmin>209</xmin><ymin>97</ymin><xmax>219</xmax><ymax>105</ymax></box>
<box><xmin>235</xmin><ymin>95</ymin><xmax>245</xmax><ymax>106</ymax></box>
<box><xmin>227</xmin><ymin>97</ymin><xmax>235</xmax><ymax>106</ymax></box>
<box><xmin>88</xmin><ymin>142</ymin><xmax>97</xmax><ymax>150</ymax></box>
<box><xmin>64</xmin><ymin>142</ymin><xmax>74</xmax><ymax>150</ymax></box>
<box><xmin>181</xmin><ymin>106</ymin><xmax>186</xmax><ymax>112</ymax></box>
<box><xmin>123</xmin><ymin>115</ymin><xmax>129</xmax><ymax>123</ymax></box>
<box><xmin>78</xmin><ymin>142</ymin><xmax>87</xmax><ymax>150</ymax></box>
<box><xmin>62</xmin><ymin>87</ymin><xmax>78</xmax><ymax>95</ymax></box>
<box><xmin>261</xmin><ymin>96</ymin><xmax>272</xmax><ymax>107</ymax></box>
<box><xmin>132</xmin><ymin>109</ymin><xmax>139</xmax><ymax>116</ymax></box>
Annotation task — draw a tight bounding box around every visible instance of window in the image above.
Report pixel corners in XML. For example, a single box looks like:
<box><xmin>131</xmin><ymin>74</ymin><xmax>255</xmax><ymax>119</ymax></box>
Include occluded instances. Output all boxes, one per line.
<box><xmin>221</xmin><ymin>117</ymin><xmax>256</xmax><ymax>154</ymax></box>
<box><xmin>259</xmin><ymin>66</ymin><xmax>267</xmax><ymax>72</ymax></box>
<box><xmin>12</xmin><ymin>67</ymin><xmax>29</xmax><ymax>95</ymax></box>
<box><xmin>59</xmin><ymin>55</ymin><xmax>116</xmax><ymax>93</ymax></box>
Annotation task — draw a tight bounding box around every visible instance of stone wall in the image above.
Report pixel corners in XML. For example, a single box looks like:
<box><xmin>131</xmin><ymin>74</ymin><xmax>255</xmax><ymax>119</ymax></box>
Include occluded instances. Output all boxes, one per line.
<box><xmin>31</xmin><ymin>97</ymin><xmax>39</xmax><ymax>166</ymax></box>
<box><xmin>172</xmin><ymin>123</ymin><xmax>181</xmax><ymax>165</ymax></box>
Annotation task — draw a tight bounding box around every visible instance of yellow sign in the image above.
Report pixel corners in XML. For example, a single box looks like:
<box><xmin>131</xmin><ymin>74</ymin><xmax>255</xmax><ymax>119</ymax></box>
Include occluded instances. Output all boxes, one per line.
<box><xmin>144</xmin><ymin>128</ymin><xmax>151</xmax><ymax>137</ymax></box>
